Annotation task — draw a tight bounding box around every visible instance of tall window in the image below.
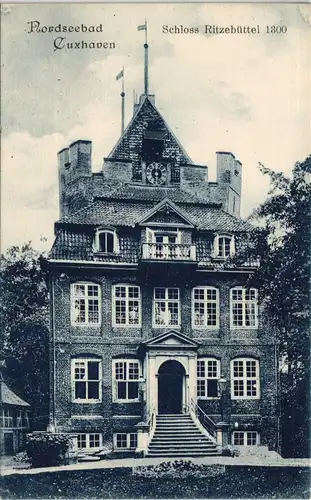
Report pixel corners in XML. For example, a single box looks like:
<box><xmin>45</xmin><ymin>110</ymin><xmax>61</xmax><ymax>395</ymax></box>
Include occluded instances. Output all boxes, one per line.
<box><xmin>192</xmin><ymin>287</ymin><xmax>219</xmax><ymax>328</ymax></box>
<box><xmin>114</xmin><ymin>433</ymin><xmax>137</xmax><ymax>450</ymax></box>
<box><xmin>197</xmin><ymin>358</ymin><xmax>220</xmax><ymax>399</ymax></box>
<box><xmin>71</xmin><ymin>283</ymin><xmax>101</xmax><ymax>325</ymax></box>
<box><xmin>231</xmin><ymin>358</ymin><xmax>260</xmax><ymax>399</ymax></box>
<box><xmin>94</xmin><ymin>229</ymin><xmax>118</xmax><ymax>253</ymax></box>
<box><xmin>72</xmin><ymin>358</ymin><xmax>102</xmax><ymax>402</ymax></box>
<box><xmin>214</xmin><ymin>234</ymin><xmax>235</xmax><ymax>258</ymax></box>
<box><xmin>112</xmin><ymin>285</ymin><xmax>141</xmax><ymax>327</ymax></box>
<box><xmin>153</xmin><ymin>287</ymin><xmax>180</xmax><ymax>327</ymax></box>
<box><xmin>77</xmin><ymin>433</ymin><xmax>102</xmax><ymax>450</ymax></box>
<box><xmin>232</xmin><ymin>431</ymin><xmax>259</xmax><ymax>446</ymax></box>
<box><xmin>230</xmin><ymin>287</ymin><xmax>258</xmax><ymax>328</ymax></box>
<box><xmin>113</xmin><ymin>360</ymin><xmax>140</xmax><ymax>402</ymax></box>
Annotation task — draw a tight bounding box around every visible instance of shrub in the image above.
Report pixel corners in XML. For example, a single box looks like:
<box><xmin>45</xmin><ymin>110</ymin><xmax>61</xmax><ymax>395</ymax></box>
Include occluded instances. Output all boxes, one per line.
<box><xmin>13</xmin><ymin>451</ymin><xmax>30</xmax><ymax>464</ymax></box>
<box><xmin>222</xmin><ymin>445</ymin><xmax>240</xmax><ymax>457</ymax></box>
<box><xmin>133</xmin><ymin>459</ymin><xmax>225</xmax><ymax>478</ymax></box>
<box><xmin>26</xmin><ymin>432</ymin><xmax>73</xmax><ymax>467</ymax></box>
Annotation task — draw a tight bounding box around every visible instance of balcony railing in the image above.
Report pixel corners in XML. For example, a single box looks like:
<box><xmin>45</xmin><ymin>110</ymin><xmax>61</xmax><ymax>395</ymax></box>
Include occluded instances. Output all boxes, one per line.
<box><xmin>141</xmin><ymin>243</ymin><xmax>196</xmax><ymax>262</ymax></box>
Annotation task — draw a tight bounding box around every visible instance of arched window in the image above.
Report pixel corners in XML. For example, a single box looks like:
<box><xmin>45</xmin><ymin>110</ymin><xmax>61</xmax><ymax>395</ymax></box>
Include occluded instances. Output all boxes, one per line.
<box><xmin>214</xmin><ymin>234</ymin><xmax>235</xmax><ymax>258</ymax></box>
<box><xmin>230</xmin><ymin>287</ymin><xmax>258</xmax><ymax>328</ymax></box>
<box><xmin>231</xmin><ymin>357</ymin><xmax>260</xmax><ymax>399</ymax></box>
<box><xmin>192</xmin><ymin>287</ymin><xmax>219</xmax><ymax>328</ymax></box>
<box><xmin>94</xmin><ymin>229</ymin><xmax>118</xmax><ymax>253</ymax></box>
<box><xmin>71</xmin><ymin>282</ymin><xmax>101</xmax><ymax>325</ymax></box>
<box><xmin>197</xmin><ymin>358</ymin><xmax>221</xmax><ymax>399</ymax></box>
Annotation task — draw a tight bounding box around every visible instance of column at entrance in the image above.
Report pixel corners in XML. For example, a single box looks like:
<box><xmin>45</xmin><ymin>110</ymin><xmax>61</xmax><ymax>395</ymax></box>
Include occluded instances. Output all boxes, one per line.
<box><xmin>142</xmin><ymin>331</ymin><xmax>199</xmax><ymax>417</ymax></box>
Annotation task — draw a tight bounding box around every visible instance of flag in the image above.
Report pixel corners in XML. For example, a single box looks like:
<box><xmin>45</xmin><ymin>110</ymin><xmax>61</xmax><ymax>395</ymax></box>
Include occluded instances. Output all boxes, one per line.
<box><xmin>116</xmin><ymin>69</ymin><xmax>124</xmax><ymax>81</ymax></box>
<box><xmin>137</xmin><ymin>23</ymin><xmax>146</xmax><ymax>31</ymax></box>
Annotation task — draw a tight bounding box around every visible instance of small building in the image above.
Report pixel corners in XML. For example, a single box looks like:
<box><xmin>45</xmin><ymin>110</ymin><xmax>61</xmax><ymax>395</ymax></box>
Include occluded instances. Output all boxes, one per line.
<box><xmin>0</xmin><ymin>375</ymin><xmax>31</xmax><ymax>455</ymax></box>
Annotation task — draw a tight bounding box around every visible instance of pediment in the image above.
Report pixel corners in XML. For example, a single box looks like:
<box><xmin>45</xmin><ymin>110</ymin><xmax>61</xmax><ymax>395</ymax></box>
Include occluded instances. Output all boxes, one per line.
<box><xmin>144</xmin><ymin>330</ymin><xmax>199</xmax><ymax>349</ymax></box>
<box><xmin>138</xmin><ymin>198</ymin><xmax>195</xmax><ymax>228</ymax></box>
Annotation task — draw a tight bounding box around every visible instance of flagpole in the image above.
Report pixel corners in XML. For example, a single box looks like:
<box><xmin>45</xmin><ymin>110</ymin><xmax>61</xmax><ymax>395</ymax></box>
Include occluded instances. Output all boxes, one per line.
<box><xmin>121</xmin><ymin>66</ymin><xmax>125</xmax><ymax>134</ymax></box>
<box><xmin>144</xmin><ymin>19</ymin><xmax>149</xmax><ymax>95</ymax></box>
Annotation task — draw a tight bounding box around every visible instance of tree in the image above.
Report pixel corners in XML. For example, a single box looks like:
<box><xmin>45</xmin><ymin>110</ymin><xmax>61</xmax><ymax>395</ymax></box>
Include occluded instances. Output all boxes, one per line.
<box><xmin>231</xmin><ymin>155</ymin><xmax>311</xmax><ymax>457</ymax></box>
<box><xmin>0</xmin><ymin>243</ymin><xmax>50</xmax><ymax>430</ymax></box>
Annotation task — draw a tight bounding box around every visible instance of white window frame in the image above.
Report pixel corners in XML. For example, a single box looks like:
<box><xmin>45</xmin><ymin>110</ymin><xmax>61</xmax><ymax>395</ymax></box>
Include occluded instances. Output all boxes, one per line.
<box><xmin>113</xmin><ymin>432</ymin><xmax>138</xmax><ymax>450</ymax></box>
<box><xmin>94</xmin><ymin>228</ymin><xmax>119</xmax><ymax>254</ymax></box>
<box><xmin>112</xmin><ymin>359</ymin><xmax>140</xmax><ymax>403</ymax></box>
<box><xmin>71</xmin><ymin>358</ymin><xmax>102</xmax><ymax>403</ymax></box>
<box><xmin>213</xmin><ymin>234</ymin><xmax>235</xmax><ymax>259</ymax></box>
<box><xmin>146</xmin><ymin>228</ymin><xmax>181</xmax><ymax>244</ymax></box>
<box><xmin>197</xmin><ymin>358</ymin><xmax>221</xmax><ymax>399</ymax></box>
<box><xmin>112</xmin><ymin>285</ymin><xmax>141</xmax><ymax>327</ymax></box>
<box><xmin>231</xmin><ymin>358</ymin><xmax>260</xmax><ymax>400</ymax></box>
<box><xmin>1</xmin><ymin>408</ymin><xmax>13</xmax><ymax>428</ymax></box>
<box><xmin>77</xmin><ymin>433</ymin><xmax>103</xmax><ymax>451</ymax></box>
<box><xmin>153</xmin><ymin>287</ymin><xmax>180</xmax><ymax>328</ymax></box>
<box><xmin>230</xmin><ymin>287</ymin><xmax>258</xmax><ymax>329</ymax></box>
<box><xmin>71</xmin><ymin>282</ymin><xmax>101</xmax><ymax>326</ymax></box>
<box><xmin>232</xmin><ymin>431</ymin><xmax>260</xmax><ymax>446</ymax></box>
<box><xmin>192</xmin><ymin>287</ymin><xmax>219</xmax><ymax>328</ymax></box>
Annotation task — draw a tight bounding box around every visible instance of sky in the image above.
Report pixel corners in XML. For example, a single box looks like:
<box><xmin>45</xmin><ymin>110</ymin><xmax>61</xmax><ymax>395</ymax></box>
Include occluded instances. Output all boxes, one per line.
<box><xmin>1</xmin><ymin>3</ymin><xmax>310</xmax><ymax>252</ymax></box>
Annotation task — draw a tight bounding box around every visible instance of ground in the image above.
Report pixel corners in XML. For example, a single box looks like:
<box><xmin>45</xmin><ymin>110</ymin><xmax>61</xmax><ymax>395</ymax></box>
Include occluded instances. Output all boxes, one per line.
<box><xmin>1</xmin><ymin>455</ymin><xmax>310</xmax><ymax>499</ymax></box>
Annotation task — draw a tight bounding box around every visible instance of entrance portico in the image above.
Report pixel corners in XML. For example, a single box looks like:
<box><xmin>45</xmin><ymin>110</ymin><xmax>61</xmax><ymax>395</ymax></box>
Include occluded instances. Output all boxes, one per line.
<box><xmin>141</xmin><ymin>330</ymin><xmax>199</xmax><ymax>416</ymax></box>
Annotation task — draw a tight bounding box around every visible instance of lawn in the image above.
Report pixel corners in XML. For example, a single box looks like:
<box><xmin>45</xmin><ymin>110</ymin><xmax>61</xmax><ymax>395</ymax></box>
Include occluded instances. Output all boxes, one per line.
<box><xmin>1</xmin><ymin>466</ymin><xmax>310</xmax><ymax>499</ymax></box>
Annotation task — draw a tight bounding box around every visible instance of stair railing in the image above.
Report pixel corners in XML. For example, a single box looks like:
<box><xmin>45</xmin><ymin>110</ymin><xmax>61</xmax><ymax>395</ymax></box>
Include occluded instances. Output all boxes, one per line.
<box><xmin>147</xmin><ymin>404</ymin><xmax>157</xmax><ymax>445</ymax></box>
<box><xmin>190</xmin><ymin>398</ymin><xmax>217</xmax><ymax>443</ymax></box>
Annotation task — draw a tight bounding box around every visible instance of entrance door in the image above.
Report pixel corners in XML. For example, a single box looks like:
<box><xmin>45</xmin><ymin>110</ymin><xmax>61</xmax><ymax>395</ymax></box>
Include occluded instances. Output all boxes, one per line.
<box><xmin>158</xmin><ymin>360</ymin><xmax>185</xmax><ymax>414</ymax></box>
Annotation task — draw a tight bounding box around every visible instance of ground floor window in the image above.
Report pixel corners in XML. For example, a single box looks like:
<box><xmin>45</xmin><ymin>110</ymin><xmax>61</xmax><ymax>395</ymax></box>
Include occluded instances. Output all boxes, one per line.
<box><xmin>114</xmin><ymin>432</ymin><xmax>137</xmax><ymax>450</ymax></box>
<box><xmin>77</xmin><ymin>433</ymin><xmax>102</xmax><ymax>450</ymax></box>
<box><xmin>232</xmin><ymin>431</ymin><xmax>259</xmax><ymax>446</ymax></box>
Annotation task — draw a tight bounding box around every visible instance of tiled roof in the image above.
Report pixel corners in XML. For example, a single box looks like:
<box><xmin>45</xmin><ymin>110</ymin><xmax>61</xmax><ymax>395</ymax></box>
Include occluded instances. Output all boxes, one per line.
<box><xmin>58</xmin><ymin>198</ymin><xmax>252</xmax><ymax>232</ymax></box>
<box><xmin>95</xmin><ymin>185</ymin><xmax>222</xmax><ymax>205</ymax></box>
<box><xmin>1</xmin><ymin>382</ymin><xmax>30</xmax><ymax>407</ymax></box>
<box><xmin>50</xmin><ymin>229</ymin><xmax>139</xmax><ymax>262</ymax></box>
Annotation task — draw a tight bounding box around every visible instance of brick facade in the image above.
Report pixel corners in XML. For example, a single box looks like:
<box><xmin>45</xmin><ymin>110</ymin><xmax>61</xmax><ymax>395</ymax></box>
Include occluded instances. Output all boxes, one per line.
<box><xmin>47</xmin><ymin>94</ymin><xmax>279</xmax><ymax>455</ymax></box>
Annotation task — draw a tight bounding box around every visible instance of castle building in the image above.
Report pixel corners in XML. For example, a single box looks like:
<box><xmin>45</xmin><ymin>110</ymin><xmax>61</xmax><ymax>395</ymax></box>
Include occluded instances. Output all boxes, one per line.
<box><xmin>46</xmin><ymin>84</ymin><xmax>279</xmax><ymax>456</ymax></box>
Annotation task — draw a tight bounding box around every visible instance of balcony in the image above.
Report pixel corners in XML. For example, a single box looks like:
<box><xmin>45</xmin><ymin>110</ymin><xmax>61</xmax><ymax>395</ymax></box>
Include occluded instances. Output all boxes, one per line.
<box><xmin>141</xmin><ymin>243</ymin><xmax>197</xmax><ymax>262</ymax></box>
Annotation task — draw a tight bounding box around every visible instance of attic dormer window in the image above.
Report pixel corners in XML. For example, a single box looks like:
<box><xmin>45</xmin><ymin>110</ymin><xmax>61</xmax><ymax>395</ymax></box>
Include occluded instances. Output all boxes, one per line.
<box><xmin>214</xmin><ymin>234</ymin><xmax>235</xmax><ymax>258</ymax></box>
<box><xmin>94</xmin><ymin>229</ymin><xmax>118</xmax><ymax>254</ymax></box>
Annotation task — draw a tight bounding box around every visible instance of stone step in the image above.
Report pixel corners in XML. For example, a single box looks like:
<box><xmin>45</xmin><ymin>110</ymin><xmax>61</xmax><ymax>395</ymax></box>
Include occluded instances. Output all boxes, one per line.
<box><xmin>156</xmin><ymin>423</ymin><xmax>195</xmax><ymax>428</ymax></box>
<box><xmin>153</xmin><ymin>432</ymin><xmax>211</xmax><ymax>438</ymax></box>
<box><xmin>151</xmin><ymin>438</ymin><xmax>214</xmax><ymax>445</ymax></box>
<box><xmin>147</xmin><ymin>450</ymin><xmax>220</xmax><ymax>457</ymax></box>
<box><xmin>156</xmin><ymin>416</ymin><xmax>193</xmax><ymax>420</ymax></box>
<box><xmin>149</xmin><ymin>443</ymin><xmax>217</xmax><ymax>450</ymax></box>
<box><xmin>152</xmin><ymin>436</ymin><xmax>213</xmax><ymax>443</ymax></box>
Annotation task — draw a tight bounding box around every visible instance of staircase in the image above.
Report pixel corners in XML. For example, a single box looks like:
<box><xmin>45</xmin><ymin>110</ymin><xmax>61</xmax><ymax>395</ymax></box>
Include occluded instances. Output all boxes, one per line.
<box><xmin>147</xmin><ymin>413</ymin><xmax>220</xmax><ymax>457</ymax></box>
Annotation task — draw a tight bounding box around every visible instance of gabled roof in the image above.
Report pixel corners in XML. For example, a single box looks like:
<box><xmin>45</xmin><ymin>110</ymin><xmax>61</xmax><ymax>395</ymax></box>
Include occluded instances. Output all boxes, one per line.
<box><xmin>137</xmin><ymin>198</ymin><xmax>195</xmax><ymax>227</ymax></box>
<box><xmin>107</xmin><ymin>95</ymin><xmax>193</xmax><ymax>165</ymax></box>
<box><xmin>144</xmin><ymin>330</ymin><xmax>199</xmax><ymax>349</ymax></box>
<box><xmin>1</xmin><ymin>381</ymin><xmax>30</xmax><ymax>407</ymax></box>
